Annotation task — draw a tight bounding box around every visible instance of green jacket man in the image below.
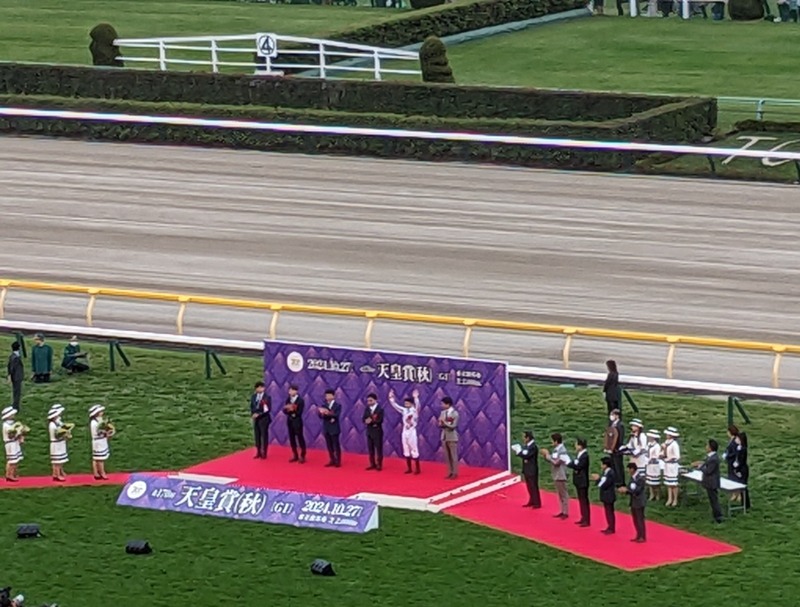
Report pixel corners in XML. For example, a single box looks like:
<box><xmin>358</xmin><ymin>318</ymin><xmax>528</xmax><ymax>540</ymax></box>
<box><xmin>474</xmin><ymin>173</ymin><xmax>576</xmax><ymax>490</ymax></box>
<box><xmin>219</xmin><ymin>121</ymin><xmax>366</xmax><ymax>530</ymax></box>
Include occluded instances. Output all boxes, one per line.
<box><xmin>31</xmin><ymin>334</ymin><xmax>54</xmax><ymax>383</ymax></box>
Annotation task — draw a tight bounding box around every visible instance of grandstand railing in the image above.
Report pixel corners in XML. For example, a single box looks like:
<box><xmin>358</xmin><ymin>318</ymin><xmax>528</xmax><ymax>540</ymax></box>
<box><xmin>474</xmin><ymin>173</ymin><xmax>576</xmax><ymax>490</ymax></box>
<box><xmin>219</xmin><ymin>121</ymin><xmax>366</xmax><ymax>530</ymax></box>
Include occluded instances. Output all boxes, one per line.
<box><xmin>112</xmin><ymin>33</ymin><xmax>420</xmax><ymax>80</ymax></box>
<box><xmin>1</xmin><ymin>279</ymin><xmax>798</xmax><ymax>389</ymax></box>
<box><xmin>718</xmin><ymin>96</ymin><xmax>800</xmax><ymax>121</ymax></box>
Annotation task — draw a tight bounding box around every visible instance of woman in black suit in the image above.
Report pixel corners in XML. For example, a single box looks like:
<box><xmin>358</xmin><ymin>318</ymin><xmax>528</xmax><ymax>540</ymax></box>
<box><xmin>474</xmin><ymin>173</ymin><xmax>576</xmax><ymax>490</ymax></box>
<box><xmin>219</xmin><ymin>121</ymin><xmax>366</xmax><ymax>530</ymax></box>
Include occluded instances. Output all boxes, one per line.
<box><xmin>724</xmin><ymin>424</ymin><xmax>749</xmax><ymax>507</ymax></box>
<box><xmin>603</xmin><ymin>360</ymin><xmax>620</xmax><ymax>415</ymax></box>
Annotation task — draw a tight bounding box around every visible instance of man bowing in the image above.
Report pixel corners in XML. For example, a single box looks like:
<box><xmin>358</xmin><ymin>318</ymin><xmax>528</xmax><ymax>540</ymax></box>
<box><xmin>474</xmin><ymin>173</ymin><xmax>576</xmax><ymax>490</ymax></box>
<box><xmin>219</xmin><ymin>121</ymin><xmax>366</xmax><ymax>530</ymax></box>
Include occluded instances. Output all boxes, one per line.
<box><xmin>250</xmin><ymin>381</ymin><xmax>271</xmax><ymax>459</ymax></box>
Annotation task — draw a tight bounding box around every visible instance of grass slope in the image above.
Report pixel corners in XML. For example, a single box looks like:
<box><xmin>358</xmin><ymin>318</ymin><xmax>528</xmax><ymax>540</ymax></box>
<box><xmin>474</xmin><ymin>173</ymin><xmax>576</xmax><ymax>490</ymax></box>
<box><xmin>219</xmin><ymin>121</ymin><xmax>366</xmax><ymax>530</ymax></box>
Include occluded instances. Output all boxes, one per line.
<box><xmin>1</xmin><ymin>336</ymin><xmax>799</xmax><ymax>605</ymax></box>
<box><xmin>0</xmin><ymin>0</ymin><xmax>396</xmax><ymax>65</ymax></box>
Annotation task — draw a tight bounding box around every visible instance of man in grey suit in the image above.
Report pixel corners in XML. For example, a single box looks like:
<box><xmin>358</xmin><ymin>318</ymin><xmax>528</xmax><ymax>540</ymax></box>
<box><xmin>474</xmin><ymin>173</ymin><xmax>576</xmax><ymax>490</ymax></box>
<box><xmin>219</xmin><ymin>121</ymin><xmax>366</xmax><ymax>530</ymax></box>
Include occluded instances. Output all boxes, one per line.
<box><xmin>542</xmin><ymin>433</ymin><xmax>570</xmax><ymax>519</ymax></box>
<box><xmin>694</xmin><ymin>438</ymin><xmax>723</xmax><ymax>523</ymax></box>
<box><xmin>438</xmin><ymin>396</ymin><xmax>459</xmax><ymax>479</ymax></box>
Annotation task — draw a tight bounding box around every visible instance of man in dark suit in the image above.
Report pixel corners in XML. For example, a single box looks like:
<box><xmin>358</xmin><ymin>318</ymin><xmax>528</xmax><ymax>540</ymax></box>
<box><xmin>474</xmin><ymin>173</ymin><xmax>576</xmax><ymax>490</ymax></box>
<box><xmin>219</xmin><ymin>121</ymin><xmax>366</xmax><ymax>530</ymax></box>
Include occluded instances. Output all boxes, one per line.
<box><xmin>619</xmin><ymin>462</ymin><xmax>647</xmax><ymax>542</ymax></box>
<box><xmin>318</xmin><ymin>389</ymin><xmax>342</xmax><ymax>467</ymax></box>
<box><xmin>517</xmin><ymin>430</ymin><xmax>541</xmax><ymax>508</ymax></box>
<box><xmin>592</xmin><ymin>456</ymin><xmax>617</xmax><ymax>534</ymax></box>
<box><xmin>567</xmin><ymin>437</ymin><xmax>590</xmax><ymax>527</ymax></box>
<box><xmin>363</xmin><ymin>393</ymin><xmax>384</xmax><ymax>471</ymax></box>
<box><xmin>284</xmin><ymin>385</ymin><xmax>306</xmax><ymax>463</ymax></box>
<box><xmin>6</xmin><ymin>342</ymin><xmax>24</xmax><ymax>410</ymax></box>
<box><xmin>695</xmin><ymin>438</ymin><xmax>723</xmax><ymax>523</ymax></box>
<box><xmin>604</xmin><ymin>408</ymin><xmax>626</xmax><ymax>487</ymax></box>
<box><xmin>249</xmin><ymin>381</ymin><xmax>271</xmax><ymax>459</ymax></box>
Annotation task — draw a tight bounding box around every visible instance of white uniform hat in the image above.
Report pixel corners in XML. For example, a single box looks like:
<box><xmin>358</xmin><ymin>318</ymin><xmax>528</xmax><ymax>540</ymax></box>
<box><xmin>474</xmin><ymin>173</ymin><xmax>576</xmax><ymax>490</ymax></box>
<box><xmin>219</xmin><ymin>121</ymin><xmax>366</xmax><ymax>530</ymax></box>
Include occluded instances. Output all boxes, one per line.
<box><xmin>664</xmin><ymin>427</ymin><xmax>680</xmax><ymax>438</ymax></box>
<box><xmin>629</xmin><ymin>418</ymin><xmax>644</xmax><ymax>428</ymax></box>
<box><xmin>646</xmin><ymin>430</ymin><xmax>661</xmax><ymax>439</ymax></box>
<box><xmin>48</xmin><ymin>404</ymin><xmax>64</xmax><ymax>420</ymax></box>
<box><xmin>88</xmin><ymin>404</ymin><xmax>105</xmax><ymax>418</ymax></box>
<box><xmin>2</xmin><ymin>406</ymin><xmax>16</xmax><ymax>421</ymax></box>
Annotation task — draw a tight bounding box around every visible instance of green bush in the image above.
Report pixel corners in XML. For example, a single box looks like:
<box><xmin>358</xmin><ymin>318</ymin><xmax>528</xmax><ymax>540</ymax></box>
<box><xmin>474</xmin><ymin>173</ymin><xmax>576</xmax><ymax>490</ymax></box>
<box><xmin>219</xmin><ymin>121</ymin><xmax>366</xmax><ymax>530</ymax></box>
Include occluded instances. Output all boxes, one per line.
<box><xmin>410</xmin><ymin>0</ymin><xmax>446</xmax><ymax>8</ymax></box>
<box><xmin>331</xmin><ymin>0</ymin><xmax>587</xmax><ymax>47</ymax></box>
<box><xmin>0</xmin><ymin>94</ymin><xmax>717</xmax><ymax>172</ymax></box>
<box><xmin>733</xmin><ymin>119</ymin><xmax>800</xmax><ymax>133</ymax></box>
<box><xmin>728</xmin><ymin>0</ymin><xmax>764</xmax><ymax>20</ymax></box>
<box><xmin>0</xmin><ymin>63</ymin><xmax>692</xmax><ymax>123</ymax></box>
<box><xmin>420</xmin><ymin>36</ymin><xmax>455</xmax><ymax>83</ymax></box>
<box><xmin>89</xmin><ymin>23</ymin><xmax>124</xmax><ymax>67</ymax></box>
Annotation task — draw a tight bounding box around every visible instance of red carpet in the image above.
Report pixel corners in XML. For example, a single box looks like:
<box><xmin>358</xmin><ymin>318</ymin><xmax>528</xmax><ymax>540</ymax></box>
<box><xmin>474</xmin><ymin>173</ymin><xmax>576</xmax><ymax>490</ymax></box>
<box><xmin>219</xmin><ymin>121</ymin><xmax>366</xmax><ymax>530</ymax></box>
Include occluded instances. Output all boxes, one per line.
<box><xmin>0</xmin><ymin>471</ymin><xmax>171</xmax><ymax>490</ymax></box>
<box><xmin>183</xmin><ymin>446</ymin><xmax>500</xmax><ymax>499</ymax></box>
<box><xmin>444</xmin><ymin>483</ymin><xmax>741</xmax><ymax>571</ymax></box>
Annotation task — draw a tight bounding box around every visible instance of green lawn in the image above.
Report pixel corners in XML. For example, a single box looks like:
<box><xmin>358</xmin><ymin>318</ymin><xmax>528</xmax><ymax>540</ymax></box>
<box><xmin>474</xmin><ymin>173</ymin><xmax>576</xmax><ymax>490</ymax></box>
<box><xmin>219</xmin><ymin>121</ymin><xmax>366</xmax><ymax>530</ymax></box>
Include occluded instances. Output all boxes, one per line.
<box><xmin>0</xmin><ymin>0</ymin><xmax>396</xmax><ymax>65</ymax></box>
<box><xmin>2</xmin><ymin>335</ymin><xmax>799</xmax><ymax>606</ymax></box>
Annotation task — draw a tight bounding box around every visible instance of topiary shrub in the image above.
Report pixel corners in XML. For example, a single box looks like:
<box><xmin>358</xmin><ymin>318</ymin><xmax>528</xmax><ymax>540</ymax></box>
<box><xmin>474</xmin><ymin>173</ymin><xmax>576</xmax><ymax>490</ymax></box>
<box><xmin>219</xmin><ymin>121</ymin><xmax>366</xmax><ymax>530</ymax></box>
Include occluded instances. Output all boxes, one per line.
<box><xmin>419</xmin><ymin>36</ymin><xmax>455</xmax><ymax>84</ymax></box>
<box><xmin>410</xmin><ymin>0</ymin><xmax>446</xmax><ymax>8</ymax></box>
<box><xmin>89</xmin><ymin>23</ymin><xmax>124</xmax><ymax>67</ymax></box>
<box><xmin>728</xmin><ymin>0</ymin><xmax>764</xmax><ymax>20</ymax></box>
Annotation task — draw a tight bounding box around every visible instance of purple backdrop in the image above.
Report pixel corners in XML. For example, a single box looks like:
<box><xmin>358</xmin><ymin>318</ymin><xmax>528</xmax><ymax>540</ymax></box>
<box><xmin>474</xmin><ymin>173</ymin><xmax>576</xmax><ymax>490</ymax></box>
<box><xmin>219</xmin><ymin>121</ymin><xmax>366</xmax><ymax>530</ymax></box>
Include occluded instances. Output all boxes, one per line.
<box><xmin>263</xmin><ymin>341</ymin><xmax>509</xmax><ymax>470</ymax></box>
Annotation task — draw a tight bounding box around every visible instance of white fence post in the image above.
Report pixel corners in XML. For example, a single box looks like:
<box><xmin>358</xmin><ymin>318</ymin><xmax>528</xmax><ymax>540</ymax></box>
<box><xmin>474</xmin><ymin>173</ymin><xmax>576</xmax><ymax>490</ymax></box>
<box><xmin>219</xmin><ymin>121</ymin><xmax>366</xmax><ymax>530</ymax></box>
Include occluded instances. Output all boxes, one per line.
<box><xmin>682</xmin><ymin>0</ymin><xmax>690</xmax><ymax>19</ymax></box>
<box><xmin>373</xmin><ymin>51</ymin><xmax>381</xmax><ymax>81</ymax></box>
<box><xmin>630</xmin><ymin>0</ymin><xmax>639</xmax><ymax>16</ymax></box>
<box><xmin>319</xmin><ymin>42</ymin><xmax>327</xmax><ymax>79</ymax></box>
<box><xmin>158</xmin><ymin>41</ymin><xmax>167</xmax><ymax>71</ymax></box>
<box><xmin>211</xmin><ymin>39</ymin><xmax>219</xmax><ymax>73</ymax></box>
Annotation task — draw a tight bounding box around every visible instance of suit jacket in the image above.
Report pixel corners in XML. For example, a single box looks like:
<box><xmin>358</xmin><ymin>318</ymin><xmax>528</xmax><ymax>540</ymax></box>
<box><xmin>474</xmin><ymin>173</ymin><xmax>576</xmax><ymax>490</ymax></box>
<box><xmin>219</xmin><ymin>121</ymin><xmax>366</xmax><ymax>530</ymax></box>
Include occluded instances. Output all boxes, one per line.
<box><xmin>439</xmin><ymin>408</ymin><xmax>459</xmax><ymax>442</ymax></box>
<box><xmin>7</xmin><ymin>353</ymin><xmax>23</xmax><ymax>383</ymax></box>
<box><xmin>31</xmin><ymin>344</ymin><xmax>53</xmax><ymax>374</ymax></box>
<box><xmin>517</xmin><ymin>440</ymin><xmax>539</xmax><ymax>477</ymax></box>
<box><xmin>627</xmin><ymin>472</ymin><xmax>647</xmax><ymax>509</ymax></box>
<box><xmin>548</xmin><ymin>443</ymin><xmax>569</xmax><ymax>481</ymax></box>
<box><xmin>597</xmin><ymin>468</ymin><xmax>616</xmax><ymax>504</ymax></box>
<box><xmin>604</xmin><ymin>371</ymin><xmax>620</xmax><ymax>402</ymax></box>
<box><xmin>363</xmin><ymin>405</ymin><xmax>384</xmax><ymax>436</ymax></box>
<box><xmin>250</xmin><ymin>392</ymin><xmax>271</xmax><ymax>423</ymax></box>
<box><xmin>700</xmin><ymin>452</ymin><xmax>721</xmax><ymax>490</ymax></box>
<box><xmin>567</xmin><ymin>450</ymin><xmax>590</xmax><ymax>488</ymax></box>
<box><xmin>283</xmin><ymin>395</ymin><xmax>305</xmax><ymax>427</ymax></box>
<box><xmin>319</xmin><ymin>401</ymin><xmax>341</xmax><ymax>435</ymax></box>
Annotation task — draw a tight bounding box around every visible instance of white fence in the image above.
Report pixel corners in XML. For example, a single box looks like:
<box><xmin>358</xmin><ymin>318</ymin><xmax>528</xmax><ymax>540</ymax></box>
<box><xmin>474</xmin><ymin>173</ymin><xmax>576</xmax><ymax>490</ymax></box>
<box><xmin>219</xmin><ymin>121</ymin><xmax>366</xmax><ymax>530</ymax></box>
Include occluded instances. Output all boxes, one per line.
<box><xmin>113</xmin><ymin>33</ymin><xmax>420</xmax><ymax>80</ymax></box>
<box><xmin>2</xmin><ymin>106</ymin><xmax>800</xmax><ymax>166</ymax></box>
<box><xmin>719</xmin><ymin>97</ymin><xmax>800</xmax><ymax>121</ymax></box>
<box><xmin>3</xmin><ymin>320</ymin><xmax>799</xmax><ymax>402</ymax></box>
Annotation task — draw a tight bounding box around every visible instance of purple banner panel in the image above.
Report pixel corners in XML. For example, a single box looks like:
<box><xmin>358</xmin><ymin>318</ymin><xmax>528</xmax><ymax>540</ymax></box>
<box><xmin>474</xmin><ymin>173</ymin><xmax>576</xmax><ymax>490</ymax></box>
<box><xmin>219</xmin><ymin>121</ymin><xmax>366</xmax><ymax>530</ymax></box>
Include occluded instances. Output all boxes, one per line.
<box><xmin>264</xmin><ymin>341</ymin><xmax>509</xmax><ymax>470</ymax></box>
<box><xmin>117</xmin><ymin>474</ymin><xmax>380</xmax><ymax>534</ymax></box>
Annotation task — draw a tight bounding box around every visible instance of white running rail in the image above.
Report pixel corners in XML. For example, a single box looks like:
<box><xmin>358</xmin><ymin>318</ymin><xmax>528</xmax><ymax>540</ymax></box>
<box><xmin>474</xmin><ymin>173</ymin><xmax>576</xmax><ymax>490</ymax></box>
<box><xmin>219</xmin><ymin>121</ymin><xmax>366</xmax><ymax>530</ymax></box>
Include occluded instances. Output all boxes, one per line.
<box><xmin>113</xmin><ymin>33</ymin><xmax>420</xmax><ymax>80</ymax></box>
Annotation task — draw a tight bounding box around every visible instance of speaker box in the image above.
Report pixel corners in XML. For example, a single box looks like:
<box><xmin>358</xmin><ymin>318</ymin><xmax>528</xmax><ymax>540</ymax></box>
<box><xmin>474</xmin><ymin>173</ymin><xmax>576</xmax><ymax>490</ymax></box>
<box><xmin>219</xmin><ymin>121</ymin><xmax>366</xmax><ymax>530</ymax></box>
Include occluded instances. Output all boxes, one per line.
<box><xmin>310</xmin><ymin>559</ymin><xmax>335</xmax><ymax>576</ymax></box>
<box><xmin>125</xmin><ymin>540</ymin><xmax>152</xmax><ymax>555</ymax></box>
<box><xmin>17</xmin><ymin>524</ymin><xmax>42</xmax><ymax>539</ymax></box>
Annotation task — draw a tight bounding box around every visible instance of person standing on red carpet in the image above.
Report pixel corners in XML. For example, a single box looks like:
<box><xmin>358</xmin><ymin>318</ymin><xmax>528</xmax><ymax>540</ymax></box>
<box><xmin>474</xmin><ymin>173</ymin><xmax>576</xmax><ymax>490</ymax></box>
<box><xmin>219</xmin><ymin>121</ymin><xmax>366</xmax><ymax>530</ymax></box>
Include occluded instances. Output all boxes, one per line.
<box><xmin>318</xmin><ymin>389</ymin><xmax>342</xmax><ymax>467</ymax></box>
<box><xmin>2</xmin><ymin>406</ymin><xmax>26</xmax><ymax>482</ymax></box>
<box><xmin>250</xmin><ymin>381</ymin><xmax>271</xmax><ymax>460</ymax></box>
<box><xmin>618</xmin><ymin>462</ymin><xmax>647</xmax><ymax>542</ymax></box>
<box><xmin>591</xmin><ymin>456</ymin><xmax>616</xmax><ymax>534</ymax></box>
<box><xmin>567</xmin><ymin>437</ymin><xmax>591</xmax><ymax>527</ymax></box>
<box><xmin>438</xmin><ymin>396</ymin><xmax>459</xmax><ymax>479</ymax></box>
<box><xmin>517</xmin><ymin>430</ymin><xmax>541</xmax><ymax>508</ymax></box>
<box><xmin>541</xmin><ymin>433</ymin><xmax>570</xmax><ymax>519</ymax></box>
<box><xmin>388</xmin><ymin>389</ymin><xmax>421</xmax><ymax>475</ymax></box>
<box><xmin>283</xmin><ymin>385</ymin><xmax>306</xmax><ymax>463</ymax></box>
<box><xmin>363</xmin><ymin>393</ymin><xmax>384</xmax><ymax>471</ymax></box>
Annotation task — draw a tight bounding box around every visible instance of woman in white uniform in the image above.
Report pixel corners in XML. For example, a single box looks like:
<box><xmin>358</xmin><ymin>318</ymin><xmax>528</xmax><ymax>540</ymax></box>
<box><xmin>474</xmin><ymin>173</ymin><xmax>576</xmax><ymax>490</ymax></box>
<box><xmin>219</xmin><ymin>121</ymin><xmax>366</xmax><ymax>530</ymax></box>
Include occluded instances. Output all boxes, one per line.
<box><xmin>48</xmin><ymin>404</ymin><xmax>70</xmax><ymax>482</ymax></box>
<box><xmin>89</xmin><ymin>404</ymin><xmax>112</xmax><ymax>480</ymax></box>
<box><xmin>623</xmin><ymin>418</ymin><xmax>648</xmax><ymax>476</ymax></box>
<box><xmin>3</xmin><ymin>406</ymin><xmax>25</xmax><ymax>482</ymax></box>
<box><xmin>645</xmin><ymin>430</ymin><xmax>662</xmax><ymax>501</ymax></box>
<box><xmin>661</xmin><ymin>427</ymin><xmax>681</xmax><ymax>507</ymax></box>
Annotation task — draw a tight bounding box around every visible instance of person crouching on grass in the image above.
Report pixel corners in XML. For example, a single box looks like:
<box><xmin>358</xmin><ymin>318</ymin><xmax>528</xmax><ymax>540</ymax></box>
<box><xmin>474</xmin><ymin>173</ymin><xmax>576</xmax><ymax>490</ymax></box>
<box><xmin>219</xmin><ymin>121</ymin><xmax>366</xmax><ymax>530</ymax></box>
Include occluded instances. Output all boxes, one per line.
<box><xmin>3</xmin><ymin>406</ymin><xmax>28</xmax><ymax>482</ymax></box>
<box><xmin>48</xmin><ymin>404</ymin><xmax>71</xmax><ymax>482</ymax></box>
<box><xmin>89</xmin><ymin>404</ymin><xmax>115</xmax><ymax>480</ymax></box>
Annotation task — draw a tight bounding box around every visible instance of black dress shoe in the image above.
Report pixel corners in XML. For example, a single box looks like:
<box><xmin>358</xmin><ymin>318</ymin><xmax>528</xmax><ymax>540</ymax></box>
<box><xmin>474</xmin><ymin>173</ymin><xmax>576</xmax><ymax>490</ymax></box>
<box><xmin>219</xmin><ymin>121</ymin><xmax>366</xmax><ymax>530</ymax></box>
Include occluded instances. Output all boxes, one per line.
<box><xmin>366</xmin><ymin>465</ymin><xmax>376</xmax><ymax>470</ymax></box>
<box><xmin>289</xmin><ymin>457</ymin><xmax>299</xmax><ymax>463</ymax></box>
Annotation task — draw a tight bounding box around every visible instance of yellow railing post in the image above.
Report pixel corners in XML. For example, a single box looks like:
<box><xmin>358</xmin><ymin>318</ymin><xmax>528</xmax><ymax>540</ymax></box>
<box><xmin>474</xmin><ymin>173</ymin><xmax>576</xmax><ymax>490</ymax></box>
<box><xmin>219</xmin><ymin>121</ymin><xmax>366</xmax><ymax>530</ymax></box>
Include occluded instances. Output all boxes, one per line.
<box><xmin>462</xmin><ymin>320</ymin><xmax>476</xmax><ymax>357</ymax></box>
<box><xmin>562</xmin><ymin>328</ymin><xmax>577</xmax><ymax>369</ymax></box>
<box><xmin>364</xmin><ymin>312</ymin><xmax>378</xmax><ymax>349</ymax></box>
<box><xmin>772</xmin><ymin>346</ymin><xmax>786</xmax><ymax>388</ymax></box>
<box><xmin>176</xmin><ymin>296</ymin><xmax>190</xmax><ymax>335</ymax></box>
<box><xmin>666</xmin><ymin>337</ymin><xmax>679</xmax><ymax>379</ymax></box>
<box><xmin>269</xmin><ymin>305</ymin><xmax>282</xmax><ymax>340</ymax></box>
<box><xmin>86</xmin><ymin>288</ymin><xmax>99</xmax><ymax>327</ymax></box>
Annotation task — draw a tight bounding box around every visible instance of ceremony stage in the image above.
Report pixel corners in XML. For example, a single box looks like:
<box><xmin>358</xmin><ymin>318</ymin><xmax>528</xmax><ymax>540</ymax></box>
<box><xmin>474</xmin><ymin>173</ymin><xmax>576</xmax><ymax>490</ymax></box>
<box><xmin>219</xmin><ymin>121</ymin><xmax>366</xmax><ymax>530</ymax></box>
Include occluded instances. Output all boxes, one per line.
<box><xmin>183</xmin><ymin>445</ymin><xmax>514</xmax><ymax>505</ymax></box>
<box><xmin>444</xmin><ymin>482</ymin><xmax>741</xmax><ymax>571</ymax></box>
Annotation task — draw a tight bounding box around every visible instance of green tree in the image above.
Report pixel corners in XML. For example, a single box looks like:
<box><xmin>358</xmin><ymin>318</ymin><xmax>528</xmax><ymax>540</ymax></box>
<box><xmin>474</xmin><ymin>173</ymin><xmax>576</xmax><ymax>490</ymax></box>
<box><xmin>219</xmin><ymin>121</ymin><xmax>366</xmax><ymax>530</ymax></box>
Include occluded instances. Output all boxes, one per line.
<box><xmin>419</xmin><ymin>35</ymin><xmax>455</xmax><ymax>84</ymax></box>
<box><xmin>89</xmin><ymin>23</ymin><xmax>124</xmax><ymax>67</ymax></box>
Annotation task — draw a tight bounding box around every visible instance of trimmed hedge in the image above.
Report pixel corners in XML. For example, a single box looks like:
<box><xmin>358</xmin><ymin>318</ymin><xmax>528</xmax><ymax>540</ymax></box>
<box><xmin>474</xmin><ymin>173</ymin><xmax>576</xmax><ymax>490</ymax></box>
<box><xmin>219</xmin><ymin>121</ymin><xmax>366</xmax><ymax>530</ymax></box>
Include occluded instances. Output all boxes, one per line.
<box><xmin>0</xmin><ymin>95</ymin><xmax>717</xmax><ymax>171</ymax></box>
<box><xmin>330</xmin><ymin>0</ymin><xmax>586</xmax><ymax>47</ymax></box>
<box><xmin>0</xmin><ymin>63</ymin><xmax>698</xmax><ymax>123</ymax></box>
<box><xmin>733</xmin><ymin>120</ymin><xmax>800</xmax><ymax>134</ymax></box>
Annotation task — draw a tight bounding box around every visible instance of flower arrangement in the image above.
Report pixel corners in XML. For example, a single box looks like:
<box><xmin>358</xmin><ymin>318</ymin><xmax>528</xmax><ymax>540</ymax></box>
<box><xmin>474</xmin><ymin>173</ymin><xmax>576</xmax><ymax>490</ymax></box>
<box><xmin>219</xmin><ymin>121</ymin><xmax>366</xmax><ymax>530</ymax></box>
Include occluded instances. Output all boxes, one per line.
<box><xmin>97</xmin><ymin>418</ymin><xmax>116</xmax><ymax>438</ymax></box>
<box><xmin>9</xmin><ymin>422</ymin><xmax>30</xmax><ymax>442</ymax></box>
<box><xmin>56</xmin><ymin>422</ymin><xmax>75</xmax><ymax>440</ymax></box>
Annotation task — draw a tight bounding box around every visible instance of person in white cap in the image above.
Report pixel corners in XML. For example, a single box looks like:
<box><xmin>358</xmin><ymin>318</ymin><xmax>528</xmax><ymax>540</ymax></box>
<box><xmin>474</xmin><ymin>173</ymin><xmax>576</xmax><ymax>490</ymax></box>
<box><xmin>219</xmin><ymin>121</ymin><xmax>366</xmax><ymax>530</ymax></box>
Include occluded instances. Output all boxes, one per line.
<box><xmin>622</xmin><ymin>419</ymin><xmax>648</xmax><ymax>476</ymax></box>
<box><xmin>89</xmin><ymin>404</ymin><xmax>113</xmax><ymax>480</ymax></box>
<box><xmin>2</xmin><ymin>406</ymin><xmax>26</xmax><ymax>481</ymax></box>
<box><xmin>645</xmin><ymin>430</ymin><xmax>663</xmax><ymax>501</ymax></box>
<box><xmin>661</xmin><ymin>427</ymin><xmax>681</xmax><ymax>507</ymax></box>
<box><xmin>48</xmin><ymin>405</ymin><xmax>70</xmax><ymax>481</ymax></box>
